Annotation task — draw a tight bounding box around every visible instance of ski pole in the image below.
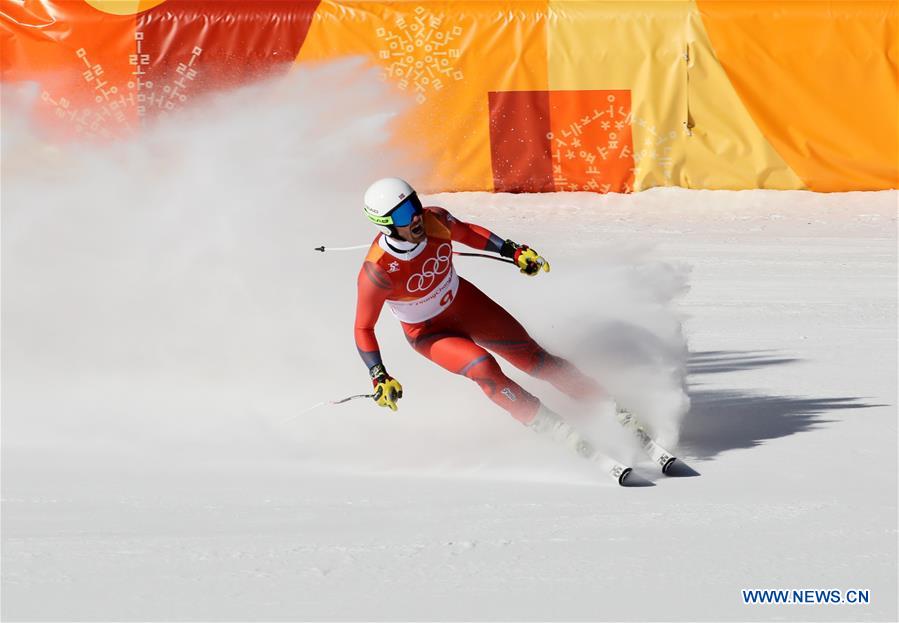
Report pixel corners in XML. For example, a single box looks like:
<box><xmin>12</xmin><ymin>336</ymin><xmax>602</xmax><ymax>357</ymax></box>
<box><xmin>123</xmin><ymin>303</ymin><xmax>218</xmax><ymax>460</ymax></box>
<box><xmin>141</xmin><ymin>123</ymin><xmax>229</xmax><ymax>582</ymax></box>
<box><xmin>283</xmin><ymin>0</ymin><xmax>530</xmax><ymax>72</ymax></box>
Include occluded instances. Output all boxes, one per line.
<box><xmin>282</xmin><ymin>392</ymin><xmax>377</xmax><ymax>423</ymax></box>
<box><xmin>330</xmin><ymin>392</ymin><xmax>377</xmax><ymax>405</ymax></box>
<box><xmin>314</xmin><ymin>244</ymin><xmax>370</xmax><ymax>252</ymax></box>
<box><xmin>453</xmin><ymin>252</ymin><xmax>516</xmax><ymax>265</ymax></box>
<box><xmin>315</xmin><ymin>244</ymin><xmax>516</xmax><ymax>265</ymax></box>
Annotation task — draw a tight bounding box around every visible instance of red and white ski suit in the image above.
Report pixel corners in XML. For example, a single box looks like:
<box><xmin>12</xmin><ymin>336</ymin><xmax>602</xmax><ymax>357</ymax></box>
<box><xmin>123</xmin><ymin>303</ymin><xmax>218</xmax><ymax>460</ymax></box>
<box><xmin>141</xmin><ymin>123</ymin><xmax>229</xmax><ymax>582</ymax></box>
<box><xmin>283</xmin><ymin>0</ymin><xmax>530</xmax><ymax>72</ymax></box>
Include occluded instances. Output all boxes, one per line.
<box><xmin>354</xmin><ymin>207</ymin><xmax>597</xmax><ymax>424</ymax></box>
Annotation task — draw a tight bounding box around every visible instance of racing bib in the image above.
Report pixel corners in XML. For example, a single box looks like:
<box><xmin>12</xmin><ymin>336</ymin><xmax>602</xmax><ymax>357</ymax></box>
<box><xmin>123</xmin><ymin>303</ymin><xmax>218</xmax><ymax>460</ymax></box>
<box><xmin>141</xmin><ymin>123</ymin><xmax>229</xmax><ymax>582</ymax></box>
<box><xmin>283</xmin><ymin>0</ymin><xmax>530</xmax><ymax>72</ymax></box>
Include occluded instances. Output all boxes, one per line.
<box><xmin>387</xmin><ymin>268</ymin><xmax>459</xmax><ymax>323</ymax></box>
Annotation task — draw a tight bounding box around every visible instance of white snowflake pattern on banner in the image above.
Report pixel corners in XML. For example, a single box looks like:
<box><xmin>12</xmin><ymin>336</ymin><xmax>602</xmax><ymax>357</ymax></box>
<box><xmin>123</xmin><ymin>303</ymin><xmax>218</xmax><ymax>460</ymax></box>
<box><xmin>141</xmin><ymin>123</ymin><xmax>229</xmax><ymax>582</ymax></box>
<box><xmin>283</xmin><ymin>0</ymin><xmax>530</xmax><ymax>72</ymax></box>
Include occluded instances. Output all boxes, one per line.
<box><xmin>376</xmin><ymin>6</ymin><xmax>465</xmax><ymax>104</ymax></box>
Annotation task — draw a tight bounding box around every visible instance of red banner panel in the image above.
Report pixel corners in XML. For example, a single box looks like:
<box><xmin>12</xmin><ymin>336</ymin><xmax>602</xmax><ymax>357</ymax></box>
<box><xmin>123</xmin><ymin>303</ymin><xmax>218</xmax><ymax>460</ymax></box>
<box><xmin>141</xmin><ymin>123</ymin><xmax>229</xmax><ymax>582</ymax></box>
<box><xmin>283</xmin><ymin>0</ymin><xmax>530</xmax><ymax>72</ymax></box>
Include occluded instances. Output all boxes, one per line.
<box><xmin>137</xmin><ymin>0</ymin><xmax>320</xmax><ymax>102</ymax></box>
<box><xmin>1</xmin><ymin>0</ymin><xmax>319</xmax><ymax>139</ymax></box>
<box><xmin>488</xmin><ymin>90</ymin><xmax>554</xmax><ymax>193</ymax></box>
<box><xmin>490</xmin><ymin>90</ymin><xmax>635</xmax><ymax>193</ymax></box>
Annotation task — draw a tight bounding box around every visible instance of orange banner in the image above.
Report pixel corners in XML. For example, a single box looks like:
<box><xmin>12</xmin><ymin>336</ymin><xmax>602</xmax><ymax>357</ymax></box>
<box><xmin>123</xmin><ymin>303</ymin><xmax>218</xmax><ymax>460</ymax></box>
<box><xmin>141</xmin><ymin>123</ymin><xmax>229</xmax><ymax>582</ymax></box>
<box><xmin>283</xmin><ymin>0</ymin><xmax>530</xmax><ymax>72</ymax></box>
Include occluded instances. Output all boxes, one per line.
<box><xmin>2</xmin><ymin>1</ymin><xmax>896</xmax><ymax>192</ymax></box>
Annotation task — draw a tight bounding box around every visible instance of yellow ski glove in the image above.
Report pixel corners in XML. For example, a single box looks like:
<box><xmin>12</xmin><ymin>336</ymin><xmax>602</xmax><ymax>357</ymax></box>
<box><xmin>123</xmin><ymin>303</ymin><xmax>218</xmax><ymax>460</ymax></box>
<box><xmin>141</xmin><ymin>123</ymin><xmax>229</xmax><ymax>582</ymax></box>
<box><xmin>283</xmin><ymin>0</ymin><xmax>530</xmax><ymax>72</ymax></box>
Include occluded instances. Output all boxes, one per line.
<box><xmin>370</xmin><ymin>363</ymin><xmax>403</xmax><ymax>411</ymax></box>
<box><xmin>501</xmin><ymin>240</ymin><xmax>551</xmax><ymax>276</ymax></box>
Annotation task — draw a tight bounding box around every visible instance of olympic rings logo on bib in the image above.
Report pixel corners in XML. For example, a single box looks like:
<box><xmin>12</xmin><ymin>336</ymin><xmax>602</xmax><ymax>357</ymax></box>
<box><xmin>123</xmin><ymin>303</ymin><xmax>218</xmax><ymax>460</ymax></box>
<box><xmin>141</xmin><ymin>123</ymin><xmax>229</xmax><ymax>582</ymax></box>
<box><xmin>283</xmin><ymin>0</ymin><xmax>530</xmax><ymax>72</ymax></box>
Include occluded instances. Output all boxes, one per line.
<box><xmin>406</xmin><ymin>243</ymin><xmax>452</xmax><ymax>293</ymax></box>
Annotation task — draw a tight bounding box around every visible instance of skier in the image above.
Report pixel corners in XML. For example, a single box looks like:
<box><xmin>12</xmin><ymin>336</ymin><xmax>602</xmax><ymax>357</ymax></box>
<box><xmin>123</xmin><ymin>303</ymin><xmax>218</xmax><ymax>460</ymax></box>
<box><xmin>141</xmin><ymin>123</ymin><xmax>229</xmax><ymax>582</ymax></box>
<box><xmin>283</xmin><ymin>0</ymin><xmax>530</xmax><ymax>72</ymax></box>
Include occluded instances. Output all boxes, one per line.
<box><xmin>354</xmin><ymin>177</ymin><xmax>614</xmax><ymax>465</ymax></box>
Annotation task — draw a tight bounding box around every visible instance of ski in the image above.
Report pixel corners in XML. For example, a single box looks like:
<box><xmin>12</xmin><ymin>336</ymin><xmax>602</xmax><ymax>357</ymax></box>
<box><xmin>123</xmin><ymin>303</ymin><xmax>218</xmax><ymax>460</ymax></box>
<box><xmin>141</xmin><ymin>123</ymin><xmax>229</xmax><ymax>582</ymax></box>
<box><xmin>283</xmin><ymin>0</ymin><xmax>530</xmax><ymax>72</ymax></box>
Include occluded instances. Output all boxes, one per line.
<box><xmin>593</xmin><ymin>452</ymin><xmax>634</xmax><ymax>486</ymax></box>
<box><xmin>571</xmin><ymin>436</ymin><xmax>638</xmax><ymax>486</ymax></box>
<box><xmin>529</xmin><ymin>405</ymin><xmax>634</xmax><ymax>486</ymax></box>
<box><xmin>616</xmin><ymin>408</ymin><xmax>678</xmax><ymax>474</ymax></box>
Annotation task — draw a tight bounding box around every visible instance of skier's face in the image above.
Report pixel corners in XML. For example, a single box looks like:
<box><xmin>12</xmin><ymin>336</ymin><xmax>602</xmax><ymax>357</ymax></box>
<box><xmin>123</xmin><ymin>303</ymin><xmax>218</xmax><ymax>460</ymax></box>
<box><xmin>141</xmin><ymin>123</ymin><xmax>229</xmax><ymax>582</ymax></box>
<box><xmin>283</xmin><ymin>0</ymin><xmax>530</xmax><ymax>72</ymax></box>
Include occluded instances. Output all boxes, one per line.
<box><xmin>395</xmin><ymin>212</ymin><xmax>426</xmax><ymax>243</ymax></box>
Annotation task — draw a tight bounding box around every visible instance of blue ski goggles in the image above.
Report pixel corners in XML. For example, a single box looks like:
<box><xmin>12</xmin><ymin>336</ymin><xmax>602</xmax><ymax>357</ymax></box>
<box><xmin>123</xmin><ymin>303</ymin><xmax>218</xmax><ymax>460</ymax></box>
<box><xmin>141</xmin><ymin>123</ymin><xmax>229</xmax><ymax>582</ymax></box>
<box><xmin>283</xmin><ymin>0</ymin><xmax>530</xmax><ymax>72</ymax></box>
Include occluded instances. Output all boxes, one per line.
<box><xmin>386</xmin><ymin>194</ymin><xmax>423</xmax><ymax>227</ymax></box>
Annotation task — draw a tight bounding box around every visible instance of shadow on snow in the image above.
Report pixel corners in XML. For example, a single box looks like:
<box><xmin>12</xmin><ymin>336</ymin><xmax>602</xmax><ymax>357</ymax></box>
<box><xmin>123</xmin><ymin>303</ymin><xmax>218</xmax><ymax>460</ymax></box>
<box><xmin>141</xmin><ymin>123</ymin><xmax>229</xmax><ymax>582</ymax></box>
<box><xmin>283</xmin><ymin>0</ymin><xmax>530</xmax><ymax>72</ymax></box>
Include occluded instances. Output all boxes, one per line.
<box><xmin>680</xmin><ymin>350</ymin><xmax>883</xmax><ymax>461</ymax></box>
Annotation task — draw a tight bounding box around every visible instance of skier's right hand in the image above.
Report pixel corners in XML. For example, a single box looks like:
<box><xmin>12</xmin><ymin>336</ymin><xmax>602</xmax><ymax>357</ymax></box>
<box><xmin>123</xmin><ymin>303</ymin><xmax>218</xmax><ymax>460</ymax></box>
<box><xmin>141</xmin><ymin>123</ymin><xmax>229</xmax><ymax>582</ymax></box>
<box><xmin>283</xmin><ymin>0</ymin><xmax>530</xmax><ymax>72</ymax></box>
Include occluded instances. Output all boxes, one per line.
<box><xmin>370</xmin><ymin>363</ymin><xmax>403</xmax><ymax>411</ymax></box>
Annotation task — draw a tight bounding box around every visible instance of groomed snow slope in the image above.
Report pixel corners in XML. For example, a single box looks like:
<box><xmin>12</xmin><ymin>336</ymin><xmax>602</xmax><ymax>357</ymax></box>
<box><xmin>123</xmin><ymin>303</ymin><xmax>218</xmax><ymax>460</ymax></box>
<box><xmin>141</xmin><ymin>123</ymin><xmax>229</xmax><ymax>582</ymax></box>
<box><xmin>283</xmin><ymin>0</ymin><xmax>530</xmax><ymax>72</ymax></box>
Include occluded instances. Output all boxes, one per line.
<box><xmin>2</xmin><ymin>64</ymin><xmax>897</xmax><ymax>621</ymax></box>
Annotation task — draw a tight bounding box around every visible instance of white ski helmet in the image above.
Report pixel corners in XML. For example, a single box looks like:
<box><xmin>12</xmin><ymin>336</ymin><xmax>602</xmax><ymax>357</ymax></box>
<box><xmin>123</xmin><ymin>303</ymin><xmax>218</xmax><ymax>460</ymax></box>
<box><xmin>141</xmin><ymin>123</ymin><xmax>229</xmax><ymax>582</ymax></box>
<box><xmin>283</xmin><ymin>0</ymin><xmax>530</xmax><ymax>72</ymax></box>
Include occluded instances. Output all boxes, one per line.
<box><xmin>363</xmin><ymin>177</ymin><xmax>421</xmax><ymax>236</ymax></box>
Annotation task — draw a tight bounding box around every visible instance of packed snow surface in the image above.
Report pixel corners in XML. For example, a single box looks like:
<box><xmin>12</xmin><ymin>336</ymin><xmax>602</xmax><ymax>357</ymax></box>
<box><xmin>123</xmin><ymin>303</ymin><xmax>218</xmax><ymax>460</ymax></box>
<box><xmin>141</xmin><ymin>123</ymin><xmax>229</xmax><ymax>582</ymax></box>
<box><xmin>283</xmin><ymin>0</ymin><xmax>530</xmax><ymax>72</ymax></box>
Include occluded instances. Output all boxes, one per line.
<box><xmin>2</xmin><ymin>62</ymin><xmax>897</xmax><ymax>621</ymax></box>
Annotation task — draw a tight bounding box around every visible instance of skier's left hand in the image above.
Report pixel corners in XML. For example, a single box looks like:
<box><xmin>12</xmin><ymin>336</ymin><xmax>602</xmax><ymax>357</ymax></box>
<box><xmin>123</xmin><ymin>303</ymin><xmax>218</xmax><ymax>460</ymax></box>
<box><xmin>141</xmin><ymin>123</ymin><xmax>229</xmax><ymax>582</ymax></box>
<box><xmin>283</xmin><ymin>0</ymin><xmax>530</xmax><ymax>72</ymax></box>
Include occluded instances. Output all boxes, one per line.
<box><xmin>502</xmin><ymin>240</ymin><xmax>551</xmax><ymax>276</ymax></box>
<box><xmin>370</xmin><ymin>363</ymin><xmax>403</xmax><ymax>411</ymax></box>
